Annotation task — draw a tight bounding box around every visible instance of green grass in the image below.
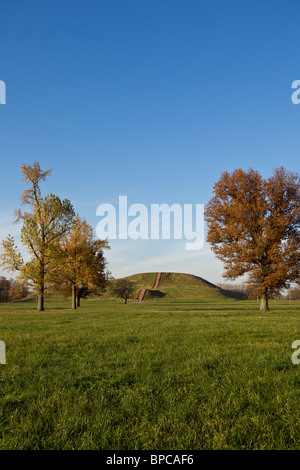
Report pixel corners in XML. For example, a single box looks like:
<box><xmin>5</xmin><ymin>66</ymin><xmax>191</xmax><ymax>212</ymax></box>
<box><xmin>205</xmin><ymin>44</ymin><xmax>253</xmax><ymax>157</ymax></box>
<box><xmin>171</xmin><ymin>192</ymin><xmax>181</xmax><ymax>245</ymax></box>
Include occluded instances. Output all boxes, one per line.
<box><xmin>0</xmin><ymin>297</ymin><xmax>299</xmax><ymax>449</ymax></box>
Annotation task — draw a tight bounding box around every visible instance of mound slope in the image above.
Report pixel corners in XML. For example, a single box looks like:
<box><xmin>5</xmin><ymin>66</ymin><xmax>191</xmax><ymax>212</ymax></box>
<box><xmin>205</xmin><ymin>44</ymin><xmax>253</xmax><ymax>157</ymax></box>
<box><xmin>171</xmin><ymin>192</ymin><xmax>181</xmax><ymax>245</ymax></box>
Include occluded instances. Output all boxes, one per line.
<box><xmin>118</xmin><ymin>272</ymin><xmax>244</xmax><ymax>302</ymax></box>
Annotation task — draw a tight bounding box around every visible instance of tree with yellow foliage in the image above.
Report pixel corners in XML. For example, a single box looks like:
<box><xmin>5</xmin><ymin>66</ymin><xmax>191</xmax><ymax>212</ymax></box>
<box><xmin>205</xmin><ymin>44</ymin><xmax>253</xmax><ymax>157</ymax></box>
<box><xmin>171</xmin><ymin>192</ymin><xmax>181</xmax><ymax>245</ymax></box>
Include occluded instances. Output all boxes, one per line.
<box><xmin>0</xmin><ymin>162</ymin><xmax>75</xmax><ymax>311</ymax></box>
<box><xmin>49</xmin><ymin>214</ymin><xmax>109</xmax><ymax>309</ymax></box>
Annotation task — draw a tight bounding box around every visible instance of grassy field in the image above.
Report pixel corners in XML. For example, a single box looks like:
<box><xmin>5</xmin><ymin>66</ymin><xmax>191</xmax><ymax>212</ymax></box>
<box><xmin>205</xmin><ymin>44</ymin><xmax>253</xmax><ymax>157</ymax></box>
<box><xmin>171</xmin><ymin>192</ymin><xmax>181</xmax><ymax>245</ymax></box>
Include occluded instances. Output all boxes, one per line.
<box><xmin>0</xmin><ymin>297</ymin><xmax>299</xmax><ymax>450</ymax></box>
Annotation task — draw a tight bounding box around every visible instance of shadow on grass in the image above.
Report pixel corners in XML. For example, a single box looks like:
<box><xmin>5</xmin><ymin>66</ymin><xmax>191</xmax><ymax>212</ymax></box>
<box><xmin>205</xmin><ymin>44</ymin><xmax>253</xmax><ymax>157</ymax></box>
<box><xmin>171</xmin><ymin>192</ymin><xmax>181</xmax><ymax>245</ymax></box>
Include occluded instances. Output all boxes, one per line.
<box><xmin>219</xmin><ymin>289</ymin><xmax>246</xmax><ymax>300</ymax></box>
<box><xmin>146</xmin><ymin>289</ymin><xmax>167</xmax><ymax>300</ymax></box>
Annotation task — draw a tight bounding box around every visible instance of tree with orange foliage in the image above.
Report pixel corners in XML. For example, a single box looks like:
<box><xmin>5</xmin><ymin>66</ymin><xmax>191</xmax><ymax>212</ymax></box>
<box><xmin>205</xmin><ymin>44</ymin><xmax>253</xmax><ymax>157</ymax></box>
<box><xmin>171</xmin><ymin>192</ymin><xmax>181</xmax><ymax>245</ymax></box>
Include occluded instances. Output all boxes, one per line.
<box><xmin>205</xmin><ymin>167</ymin><xmax>300</xmax><ymax>311</ymax></box>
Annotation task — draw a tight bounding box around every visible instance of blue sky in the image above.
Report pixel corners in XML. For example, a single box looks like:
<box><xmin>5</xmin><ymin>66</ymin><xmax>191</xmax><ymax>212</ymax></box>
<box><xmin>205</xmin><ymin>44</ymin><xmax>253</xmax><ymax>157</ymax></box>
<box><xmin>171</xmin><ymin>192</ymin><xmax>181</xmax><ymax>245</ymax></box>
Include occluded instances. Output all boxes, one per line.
<box><xmin>0</xmin><ymin>0</ymin><xmax>300</xmax><ymax>284</ymax></box>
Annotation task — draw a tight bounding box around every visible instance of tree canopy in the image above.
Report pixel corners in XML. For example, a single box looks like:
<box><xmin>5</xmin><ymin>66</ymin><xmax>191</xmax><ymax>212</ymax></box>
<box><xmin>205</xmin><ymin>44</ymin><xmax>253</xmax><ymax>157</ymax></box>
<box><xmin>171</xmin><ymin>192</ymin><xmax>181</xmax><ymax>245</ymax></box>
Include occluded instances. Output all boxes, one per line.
<box><xmin>49</xmin><ymin>214</ymin><xmax>110</xmax><ymax>309</ymax></box>
<box><xmin>205</xmin><ymin>167</ymin><xmax>300</xmax><ymax>311</ymax></box>
<box><xmin>111</xmin><ymin>279</ymin><xmax>135</xmax><ymax>304</ymax></box>
<box><xmin>0</xmin><ymin>162</ymin><xmax>75</xmax><ymax>310</ymax></box>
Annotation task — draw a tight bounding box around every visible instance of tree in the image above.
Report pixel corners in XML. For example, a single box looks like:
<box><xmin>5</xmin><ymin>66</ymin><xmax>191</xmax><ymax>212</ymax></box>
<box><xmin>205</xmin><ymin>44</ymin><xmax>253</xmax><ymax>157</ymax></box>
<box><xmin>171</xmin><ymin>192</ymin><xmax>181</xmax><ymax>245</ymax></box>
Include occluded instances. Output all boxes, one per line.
<box><xmin>75</xmin><ymin>259</ymin><xmax>112</xmax><ymax>307</ymax></box>
<box><xmin>111</xmin><ymin>279</ymin><xmax>135</xmax><ymax>304</ymax></box>
<box><xmin>283</xmin><ymin>286</ymin><xmax>300</xmax><ymax>301</ymax></box>
<box><xmin>9</xmin><ymin>279</ymin><xmax>29</xmax><ymax>300</ymax></box>
<box><xmin>0</xmin><ymin>276</ymin><xmax>29</xmax><ymax>302</ymax></box>
<box><xmin>0</xmin><ymin>162</ymin><xmax>75</xmax><ymax>311</ymax></box>
<box><xmin>49</xmin><ymin>214</ymin><xmax>109</xmax><ymax>309</ymax></box>
<box><xmin>0</xmin><ymin>276</ymin><xmax>11</xmax><ymax>303</ymax></box>
<box><xmin>205</xmin><ymin>167</ymin><xmax>300</xmax><ymax>311</ymax></box>
<box><xmin>217</xmin><ymin>282</ymin><xmax>251</xmax><ymax>298</ymax></box>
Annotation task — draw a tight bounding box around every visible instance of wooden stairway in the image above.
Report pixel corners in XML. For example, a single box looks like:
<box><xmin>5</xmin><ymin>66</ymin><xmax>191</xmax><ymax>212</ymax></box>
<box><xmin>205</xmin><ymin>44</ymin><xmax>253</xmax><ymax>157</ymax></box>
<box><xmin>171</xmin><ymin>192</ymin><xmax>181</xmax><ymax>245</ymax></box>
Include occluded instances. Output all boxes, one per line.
<box><xmin>136</xmin><ymin>273</ymin><xmax>161</xmax><ymax>302</ymax></box>
<box><xmin>136</xmin><ymin>288</ymin><xmax>146</xmax><ymax>303</ymax></box>
<box><xmin>152</xmin><ymin>272</ymin><xmax>161</xmax><ymax>289</ymax></box>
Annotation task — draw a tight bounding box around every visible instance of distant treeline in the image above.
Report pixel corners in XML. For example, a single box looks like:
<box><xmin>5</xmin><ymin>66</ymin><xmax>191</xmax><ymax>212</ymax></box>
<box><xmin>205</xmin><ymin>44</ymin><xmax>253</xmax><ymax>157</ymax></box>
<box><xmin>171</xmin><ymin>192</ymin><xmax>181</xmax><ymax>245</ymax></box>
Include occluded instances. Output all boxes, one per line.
<box><xmin>218</xmin><ymin>283</ymin><xmax>300</xmax><ymax>300</ymax></box>
<box><xmin>282</xmin><ymin>287</ymin><xmax>300</xmax><ymax>301</ymax></box>
<box><xmin>217</xmin><ymin>283</ymin><xmax>251</xmax><ymax>298</ymax></box>
<box><xmin>0</xmin><ymin>276</ymin><xmax>29</xmax><ymax>303</ymax></box>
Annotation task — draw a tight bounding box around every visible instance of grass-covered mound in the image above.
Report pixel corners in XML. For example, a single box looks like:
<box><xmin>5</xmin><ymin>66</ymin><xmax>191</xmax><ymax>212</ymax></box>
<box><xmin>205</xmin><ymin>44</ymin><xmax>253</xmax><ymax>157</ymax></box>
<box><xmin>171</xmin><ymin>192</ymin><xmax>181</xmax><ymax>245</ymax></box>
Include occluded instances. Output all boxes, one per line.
<box><xmin>111</xmin><ymin>272</ymin><xmax>244</xmax><ymax>302</ymax></box>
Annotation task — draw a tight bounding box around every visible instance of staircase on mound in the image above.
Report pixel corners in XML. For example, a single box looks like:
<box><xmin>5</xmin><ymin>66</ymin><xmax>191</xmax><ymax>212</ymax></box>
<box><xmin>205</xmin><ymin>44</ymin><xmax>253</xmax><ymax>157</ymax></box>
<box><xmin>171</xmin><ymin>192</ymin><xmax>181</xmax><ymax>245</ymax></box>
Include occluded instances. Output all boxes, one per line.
<box><xmin>136</xmin><ymin>288</ymin><xmax>147</xmax><ymax>303</ymax></box>
<box><xmin>153</xmin><ymin>272</ymin><xmax>161</xmax><ymax>289</ymax></box>
<box><xmin>136</xmin><ymin>272</ymin><xmax>161</xmax><ymax>302</ymax></box>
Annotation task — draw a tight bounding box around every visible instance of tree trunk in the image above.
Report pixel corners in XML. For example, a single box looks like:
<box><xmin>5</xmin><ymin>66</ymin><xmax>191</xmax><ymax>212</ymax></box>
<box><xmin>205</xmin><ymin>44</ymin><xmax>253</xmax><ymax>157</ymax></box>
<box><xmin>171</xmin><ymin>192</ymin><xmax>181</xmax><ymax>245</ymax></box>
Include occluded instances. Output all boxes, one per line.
<box><xmin>37</xmin><ymin>282</ymin><xmax>44</xmax><ymax>311</ymax></box>
<box><xmin>76</xmin><ymin>294</ymin><xmax>81</xmax><ymax>308</ymax></box>
<box><xmin>72</xmin><ymin>284</ymin><xmax>77</xmax><ymax>310</ymax></box>
<box><xmin>124</xmin><ymin>298</ymin><xmax>127</xmax><ymax>304</ymax></box>
<box><xmin>260</xmin><ymin>291</ymin><xmax>269</xmax><ymax>311</ymax></box>
<box><xmin>37</xmin><ymin>292</ymin><xmax>44</xmax><ymax>311</ymax></box>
